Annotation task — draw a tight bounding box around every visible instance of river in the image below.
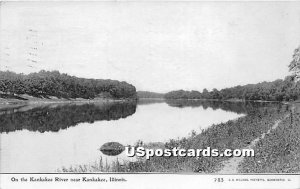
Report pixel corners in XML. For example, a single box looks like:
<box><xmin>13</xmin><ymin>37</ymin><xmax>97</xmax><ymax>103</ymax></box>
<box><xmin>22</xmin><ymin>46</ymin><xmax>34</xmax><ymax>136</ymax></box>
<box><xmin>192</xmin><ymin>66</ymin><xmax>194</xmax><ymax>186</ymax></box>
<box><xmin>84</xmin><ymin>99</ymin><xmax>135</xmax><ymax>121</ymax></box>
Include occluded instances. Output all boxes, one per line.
<box><xmin>0</xmin><ymin>99</ymin><xmax>250</xmax><ymax>172</ymax></box>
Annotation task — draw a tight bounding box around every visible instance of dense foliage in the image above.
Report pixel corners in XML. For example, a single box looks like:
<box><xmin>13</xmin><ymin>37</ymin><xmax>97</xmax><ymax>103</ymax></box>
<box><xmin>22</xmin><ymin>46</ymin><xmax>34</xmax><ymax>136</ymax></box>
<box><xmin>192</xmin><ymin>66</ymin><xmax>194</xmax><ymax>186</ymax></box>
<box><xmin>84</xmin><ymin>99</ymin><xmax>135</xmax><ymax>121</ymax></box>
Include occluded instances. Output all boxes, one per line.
<box><xmin>289</xmin><ymin>46</ymin><xmax>300</xmax><ymax>80</ymax></box>
<box><xmin>0</xmin><ymin>70</ymin><xmax>136</xmax><ymax>99</ymax></box>
<box><xmin>165</xmin><ymin>76</ymin><xmax>300</xmax><ymax>101</ymax></box>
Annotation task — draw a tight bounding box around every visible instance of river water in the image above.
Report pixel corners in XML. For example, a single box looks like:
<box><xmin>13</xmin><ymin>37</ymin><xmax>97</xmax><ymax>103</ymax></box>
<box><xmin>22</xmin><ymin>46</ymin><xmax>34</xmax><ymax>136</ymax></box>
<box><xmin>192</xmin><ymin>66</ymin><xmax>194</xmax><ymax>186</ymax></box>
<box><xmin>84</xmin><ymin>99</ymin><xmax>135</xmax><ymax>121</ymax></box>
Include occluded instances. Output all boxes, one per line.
<box><xmin>0</xmin><ymin>99</ymin><xmax>247</xmax><ymax>172</ymax></box>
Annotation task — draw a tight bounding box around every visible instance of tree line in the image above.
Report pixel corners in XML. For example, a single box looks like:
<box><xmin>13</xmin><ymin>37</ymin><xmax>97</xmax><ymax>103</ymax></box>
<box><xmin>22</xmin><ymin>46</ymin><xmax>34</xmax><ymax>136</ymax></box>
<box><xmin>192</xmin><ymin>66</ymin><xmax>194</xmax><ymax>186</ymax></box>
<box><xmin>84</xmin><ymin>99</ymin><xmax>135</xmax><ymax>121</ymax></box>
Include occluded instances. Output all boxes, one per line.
<box><xmin>165</xmin><ymin>76</ymin><xmax>300</xmax><ymax>101</ymax></box>
<box><xmin>165</xmin><ymin>46</ymin><xmax>300</xmax><ymax>102</ymax></box>
<box><xmin>0</xmin><ymin>70</ymin><xmax>137</xmax><ymax>99</ymax></box>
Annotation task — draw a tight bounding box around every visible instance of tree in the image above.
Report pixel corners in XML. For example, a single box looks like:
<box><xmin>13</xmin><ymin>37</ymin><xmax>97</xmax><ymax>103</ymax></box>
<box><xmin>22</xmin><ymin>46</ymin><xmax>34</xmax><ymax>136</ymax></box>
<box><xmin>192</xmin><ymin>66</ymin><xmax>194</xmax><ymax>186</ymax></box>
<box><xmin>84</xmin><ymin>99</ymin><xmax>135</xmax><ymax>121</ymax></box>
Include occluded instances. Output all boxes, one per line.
<box><xmin>202</xmin><ymin>88</ymin><xmax>209</xmax><ymax>99</ymax></box>
<box><xmin>0</xmin><ymin>70</ymin><xmax>136</xmax><ymax>99</ymax></box>
<box><xmin>211</xmin><ymin>88</ymin><xmax>220</xmax><ymax>99</ymax></box>
<box><xmin>289</xmin><ymin>46</ymin><xmax>300</xmax><ymax>81</ymax></box>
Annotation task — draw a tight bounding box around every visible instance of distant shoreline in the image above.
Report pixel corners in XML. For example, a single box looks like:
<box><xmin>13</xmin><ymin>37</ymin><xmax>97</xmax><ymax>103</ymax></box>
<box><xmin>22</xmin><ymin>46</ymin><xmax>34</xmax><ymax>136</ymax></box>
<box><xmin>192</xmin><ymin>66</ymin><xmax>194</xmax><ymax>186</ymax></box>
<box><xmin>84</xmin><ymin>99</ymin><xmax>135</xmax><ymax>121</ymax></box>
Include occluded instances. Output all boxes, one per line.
<box><xmin>0</xmin><ymin>96</ymin><xmax>136</xmax><ymax>110</ymax></box>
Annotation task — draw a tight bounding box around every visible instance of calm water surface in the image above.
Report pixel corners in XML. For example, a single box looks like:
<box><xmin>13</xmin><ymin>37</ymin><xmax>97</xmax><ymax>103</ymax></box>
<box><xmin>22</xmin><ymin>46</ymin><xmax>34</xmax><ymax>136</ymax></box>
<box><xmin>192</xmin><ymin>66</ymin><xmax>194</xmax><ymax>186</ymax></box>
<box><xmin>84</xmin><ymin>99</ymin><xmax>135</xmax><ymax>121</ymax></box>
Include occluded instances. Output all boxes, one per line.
<box><xmin>0</xmin><ymin>99</ymin><xmax>246</xmax><ymax>172</ymax></box>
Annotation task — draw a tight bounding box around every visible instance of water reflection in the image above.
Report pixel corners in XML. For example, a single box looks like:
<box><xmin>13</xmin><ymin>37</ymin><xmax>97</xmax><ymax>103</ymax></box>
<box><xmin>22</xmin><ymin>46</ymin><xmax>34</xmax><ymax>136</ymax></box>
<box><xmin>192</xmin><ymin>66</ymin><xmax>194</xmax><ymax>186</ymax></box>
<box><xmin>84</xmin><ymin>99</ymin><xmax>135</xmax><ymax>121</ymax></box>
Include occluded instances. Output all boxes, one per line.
<box><xmin>0</xmin><ymin>99</ymin><xmax>279</xmax><ymax>134</ymax></box>
<box><xmin>1</xmin><ymin>99</ymin><xmax>277</xmax><ymax>172</ymax></box>
<box><xmin>165</xmin><ymin>99</ymin><xmax>281</xmax><ymax>114</ymax></box>
<box><xmin>137</xmin><ymin>98</ymin><xmax>165</xmax><ymax>106</ymax></box>
<box><xmin>0</xmin><ymin>102</ymin><xmax>137</xmax><ymax>133</ymax></box>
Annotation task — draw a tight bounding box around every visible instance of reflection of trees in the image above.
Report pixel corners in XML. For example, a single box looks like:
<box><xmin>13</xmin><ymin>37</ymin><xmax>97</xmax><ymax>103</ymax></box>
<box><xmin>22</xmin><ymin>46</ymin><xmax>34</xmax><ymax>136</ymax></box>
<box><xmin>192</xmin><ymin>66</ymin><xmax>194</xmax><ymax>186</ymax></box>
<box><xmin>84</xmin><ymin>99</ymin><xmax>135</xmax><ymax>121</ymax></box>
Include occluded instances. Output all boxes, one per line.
<box><xmin>0</xmin><ymin>102</ymin><xmax>137</xmax><ymax>133</ymax></box>
<box><xmin>137</xmin><ymin>99</ymin><xmax>165</xmax><ymax>106</ymax></box>
<box><xmin>165</xmin><ymin>99</ymin><xmax>281</xmax><ymax>114</ymax></box>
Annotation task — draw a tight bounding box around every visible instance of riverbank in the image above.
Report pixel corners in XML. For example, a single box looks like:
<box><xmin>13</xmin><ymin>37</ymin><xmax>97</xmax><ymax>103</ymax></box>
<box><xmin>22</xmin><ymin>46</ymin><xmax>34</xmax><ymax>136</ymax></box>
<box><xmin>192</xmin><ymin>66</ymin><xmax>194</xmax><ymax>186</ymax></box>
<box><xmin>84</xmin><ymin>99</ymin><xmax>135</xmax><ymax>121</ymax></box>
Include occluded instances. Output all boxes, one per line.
<box><xmin>60</xmin><ymin>102</ymin><xmax>300</xmax><ymax>173</ymax></box>
<box><xmin>124</xmin><ymin>103</ymin><xmax>293</xmax><ymax>173</ymax></box>
<box><xmin>135</xmin><ymin>103</ymin><xmax>298</xmax><ymax>173</ymax></box>
<box><xmin>218</xmin><ymin>114</ymin><xmax>290</xmax><ymax>174</ymax></box>
<box><xmin>0</xmin><ymin>94</ymin><xmax>136</xmax><ymax>110</ymax></box>
<box><xmin>238</xmin><ymin>103</ymin><xmax>300</xmax><ymax>173</ymax></box>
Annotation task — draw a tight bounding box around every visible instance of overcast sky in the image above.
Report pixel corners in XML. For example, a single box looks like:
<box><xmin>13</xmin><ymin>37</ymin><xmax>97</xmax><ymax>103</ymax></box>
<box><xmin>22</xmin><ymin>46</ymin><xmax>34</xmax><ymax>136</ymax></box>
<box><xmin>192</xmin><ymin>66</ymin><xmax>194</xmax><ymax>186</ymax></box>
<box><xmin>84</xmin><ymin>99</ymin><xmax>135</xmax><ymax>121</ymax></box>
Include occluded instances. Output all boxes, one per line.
<box><xmin>1</xmin><ymin>1</ymin><xmax>300</xmax><ymax>92</ymax></box>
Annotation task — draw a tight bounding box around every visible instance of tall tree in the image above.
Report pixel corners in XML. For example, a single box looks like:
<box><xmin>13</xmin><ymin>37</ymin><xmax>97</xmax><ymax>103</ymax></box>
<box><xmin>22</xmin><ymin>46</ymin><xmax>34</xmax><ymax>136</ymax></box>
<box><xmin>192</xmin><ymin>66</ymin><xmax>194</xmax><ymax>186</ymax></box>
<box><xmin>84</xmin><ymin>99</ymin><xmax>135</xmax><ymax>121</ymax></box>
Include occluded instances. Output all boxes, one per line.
<box><xmin>289</xmin><ymin>46</ymin><xmax>300</xmax><ymax>81</ymax></box>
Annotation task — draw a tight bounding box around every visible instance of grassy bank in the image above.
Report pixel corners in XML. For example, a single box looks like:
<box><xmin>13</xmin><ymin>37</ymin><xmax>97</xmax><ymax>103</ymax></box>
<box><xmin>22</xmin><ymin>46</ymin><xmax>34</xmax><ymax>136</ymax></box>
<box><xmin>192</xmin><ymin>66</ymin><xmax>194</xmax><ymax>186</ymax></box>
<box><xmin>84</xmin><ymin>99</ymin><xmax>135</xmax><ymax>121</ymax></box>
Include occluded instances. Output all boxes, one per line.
<box><xmin>123</xmin><ymin>104</ymin><xmax>290</xmax><ymax>173</ymax></box>
<box><xmin>61</xmin><ymin>103</ymin><xmax>297</xmax><ymax>173</ymax></box>
<box><xmin>58</xmin><ymin>157</ymin><xmax>125</xmax><ymax>173</ymax></box>
<box><xmin>239</xmin><ymin>104</ymin><xmax>300</xmax><ymax>173</ymax></box>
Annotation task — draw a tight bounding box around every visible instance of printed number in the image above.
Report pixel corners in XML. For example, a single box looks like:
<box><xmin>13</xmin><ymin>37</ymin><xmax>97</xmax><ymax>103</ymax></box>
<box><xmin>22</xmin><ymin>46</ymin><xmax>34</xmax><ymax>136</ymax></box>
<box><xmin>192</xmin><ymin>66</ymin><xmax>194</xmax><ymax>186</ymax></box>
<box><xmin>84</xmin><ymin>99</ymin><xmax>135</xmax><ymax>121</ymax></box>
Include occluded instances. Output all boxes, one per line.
<box><xmin>214</xmin><ymin>178</ymin><xmax>224</xmax><ymax>182</ymax></box>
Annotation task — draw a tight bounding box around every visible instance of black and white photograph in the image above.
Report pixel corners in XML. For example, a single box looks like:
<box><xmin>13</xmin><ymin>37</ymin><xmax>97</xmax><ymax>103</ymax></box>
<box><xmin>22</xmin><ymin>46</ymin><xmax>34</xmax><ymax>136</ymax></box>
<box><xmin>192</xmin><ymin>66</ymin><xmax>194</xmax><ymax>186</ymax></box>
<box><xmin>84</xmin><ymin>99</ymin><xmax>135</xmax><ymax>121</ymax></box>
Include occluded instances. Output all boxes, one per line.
<box><xmin>0</xmin><ymin>1</ymin><xmax>300</xmax><ymax>188</ymax></box>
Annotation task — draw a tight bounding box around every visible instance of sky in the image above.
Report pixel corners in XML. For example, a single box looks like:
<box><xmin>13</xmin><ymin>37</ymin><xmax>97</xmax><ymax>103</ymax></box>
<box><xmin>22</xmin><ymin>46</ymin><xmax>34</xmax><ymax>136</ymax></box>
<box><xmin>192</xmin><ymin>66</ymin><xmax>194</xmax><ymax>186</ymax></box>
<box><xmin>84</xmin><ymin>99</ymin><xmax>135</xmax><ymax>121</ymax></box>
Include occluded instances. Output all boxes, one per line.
<box><xmin>1</xmin><ymin>1</ymin><xmax>300</xmax><ymax>93</ymax></box>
